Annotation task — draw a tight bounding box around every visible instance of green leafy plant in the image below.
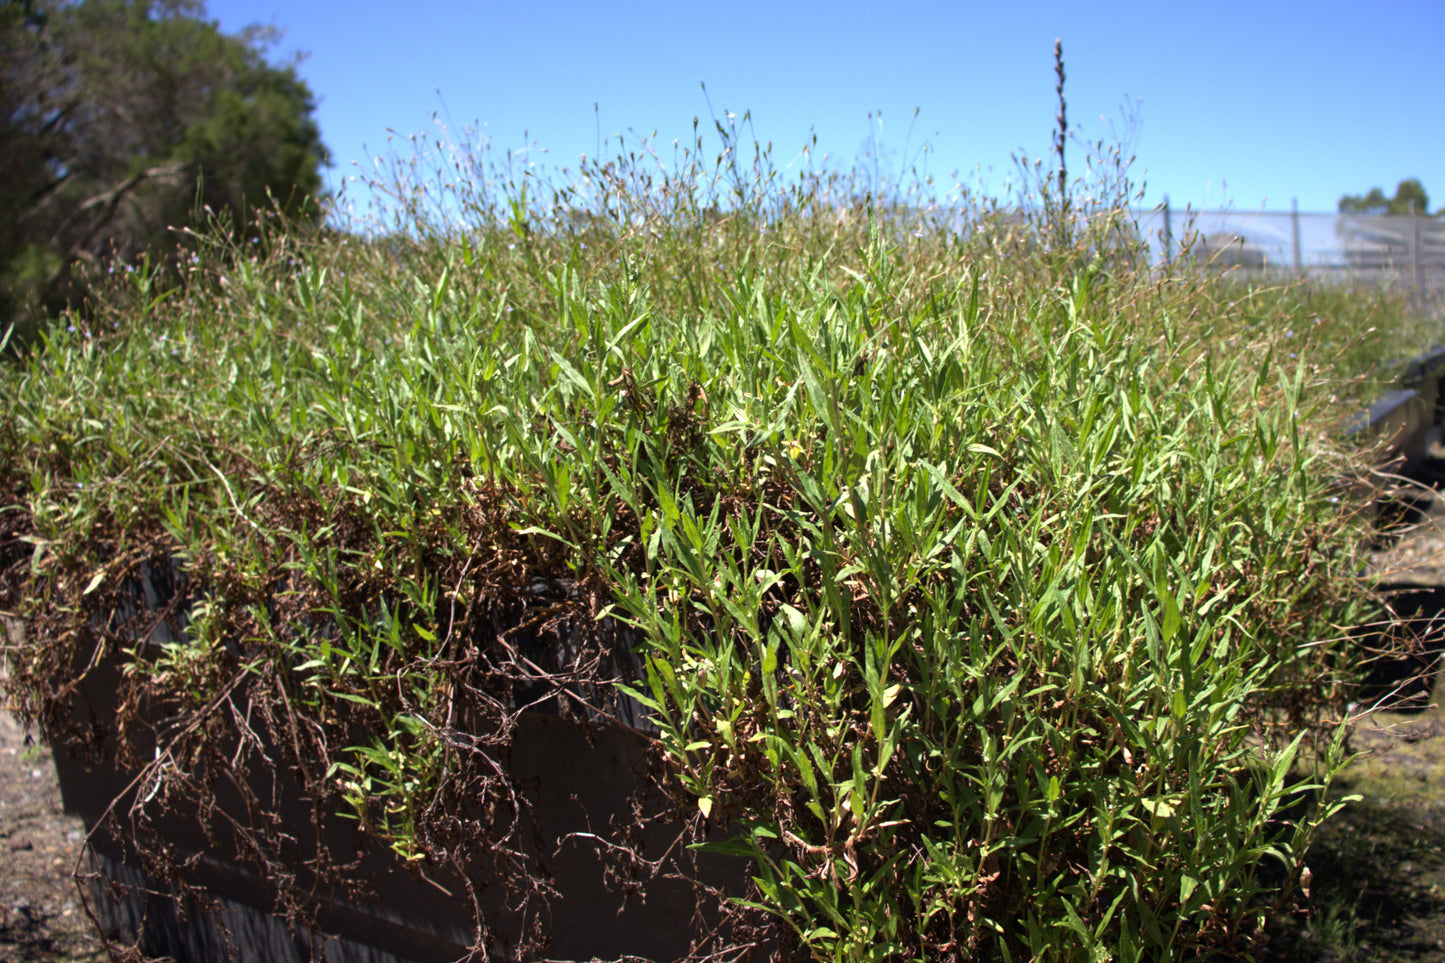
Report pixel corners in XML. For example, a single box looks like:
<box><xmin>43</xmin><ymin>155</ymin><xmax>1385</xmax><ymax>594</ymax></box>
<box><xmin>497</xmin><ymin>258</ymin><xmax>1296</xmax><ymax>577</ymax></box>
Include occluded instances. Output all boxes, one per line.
<box><xmin>0</xmin><ymin>91</ymin><xmax>1397</xmax><ymax>961</ymax></box>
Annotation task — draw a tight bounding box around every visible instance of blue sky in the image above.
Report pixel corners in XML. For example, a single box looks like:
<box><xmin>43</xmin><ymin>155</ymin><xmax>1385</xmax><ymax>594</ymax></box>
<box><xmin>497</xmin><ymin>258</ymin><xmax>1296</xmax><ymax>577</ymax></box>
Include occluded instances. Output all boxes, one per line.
<box><xmin>206</xmin><ymin>0</ymin><xmax>1442</xmax><ymax>218</ymax></box>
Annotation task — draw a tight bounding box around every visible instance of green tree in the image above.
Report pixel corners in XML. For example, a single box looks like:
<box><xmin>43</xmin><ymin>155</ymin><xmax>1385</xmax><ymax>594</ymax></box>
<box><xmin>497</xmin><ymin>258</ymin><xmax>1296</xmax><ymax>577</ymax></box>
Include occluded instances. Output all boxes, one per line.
<box><xmin>1</xmin><ymin>0</ymin><xmax>329</xmax><ymax>337</ymax></box>
<box><xmin>1338</xmin><ymin>177</ymin><xmax>1432</xmax><ymax>216</ymax></box>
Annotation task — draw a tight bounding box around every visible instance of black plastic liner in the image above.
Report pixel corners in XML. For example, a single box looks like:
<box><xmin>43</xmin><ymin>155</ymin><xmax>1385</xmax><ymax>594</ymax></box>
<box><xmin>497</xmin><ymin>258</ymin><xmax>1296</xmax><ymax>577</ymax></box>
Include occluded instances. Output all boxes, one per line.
<box><xmin>47</xmin><ymin>562</ymin><xmax>759</xmax><ymax>963</ymax></box>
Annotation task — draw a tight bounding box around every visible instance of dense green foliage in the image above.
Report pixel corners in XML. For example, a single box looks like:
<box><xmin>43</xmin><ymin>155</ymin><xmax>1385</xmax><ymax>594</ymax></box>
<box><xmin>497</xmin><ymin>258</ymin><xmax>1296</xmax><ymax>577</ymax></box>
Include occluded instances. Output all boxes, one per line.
<box><xmin>0</xmin><ymin>124</ymin><xmax>1411</xmax><ymax>960</ymax></box>
<box><xmin>0</xmin><ymin>0</ymin><xmax>328</xmax><ymax>343</ymax></box>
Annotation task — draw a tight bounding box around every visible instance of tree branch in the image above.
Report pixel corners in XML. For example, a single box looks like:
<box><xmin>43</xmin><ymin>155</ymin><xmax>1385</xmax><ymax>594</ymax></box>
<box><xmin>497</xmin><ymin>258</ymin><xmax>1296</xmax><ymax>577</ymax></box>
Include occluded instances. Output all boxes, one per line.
<box><xmin>41</xmin><ymin>161</ymin><xmax>189</xmax><ymax>299</ymax></box>
<box><xmin>55</xmin><ymin>161</ymin><xmax>188</xmax><ymax>255</ymax></box>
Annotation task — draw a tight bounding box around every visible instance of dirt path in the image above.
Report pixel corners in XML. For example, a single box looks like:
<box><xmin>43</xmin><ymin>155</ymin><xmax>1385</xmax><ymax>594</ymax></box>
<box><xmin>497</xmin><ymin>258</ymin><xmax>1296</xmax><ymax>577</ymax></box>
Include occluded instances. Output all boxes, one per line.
<box><xmin>1279</xmin><ymin>487</ymin><xmax>1445</xmax><ymax>961</ymax></box>
<box><xmin>0</xmin><ymin>710</ymin><xmax>104</xmax><ymax>963</ymax></box>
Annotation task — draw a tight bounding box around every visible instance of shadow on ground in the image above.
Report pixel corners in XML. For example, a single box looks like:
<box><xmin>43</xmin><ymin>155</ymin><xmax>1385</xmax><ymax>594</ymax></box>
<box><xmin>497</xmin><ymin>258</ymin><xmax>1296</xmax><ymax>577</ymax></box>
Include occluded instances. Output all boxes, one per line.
<box><xmin>1265</xmin><ymin>790</ymin><xmax>1445</xmax><ymax>961</ymax></box>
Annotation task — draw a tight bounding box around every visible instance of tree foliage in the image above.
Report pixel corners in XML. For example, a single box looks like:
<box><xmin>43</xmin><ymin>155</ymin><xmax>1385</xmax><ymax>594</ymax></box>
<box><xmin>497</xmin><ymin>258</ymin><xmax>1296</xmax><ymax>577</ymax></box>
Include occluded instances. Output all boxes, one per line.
<box><xmin>1338</xmin><ymin>177</ymin><xmax>1433</xmax><ymax>216</ymax></box>
<box><xmin>0</xmin><ymin>0</ymin><xmax>329</xmax><ymax>337</ymax></box>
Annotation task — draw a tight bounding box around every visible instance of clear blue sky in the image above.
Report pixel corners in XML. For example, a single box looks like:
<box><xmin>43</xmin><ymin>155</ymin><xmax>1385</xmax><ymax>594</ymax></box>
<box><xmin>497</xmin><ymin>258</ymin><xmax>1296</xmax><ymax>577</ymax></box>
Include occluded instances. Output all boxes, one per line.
<box><xmin>205</xmin><ymin>0</ymin><xmax>1442</xmax><ymax>218</ymax></box>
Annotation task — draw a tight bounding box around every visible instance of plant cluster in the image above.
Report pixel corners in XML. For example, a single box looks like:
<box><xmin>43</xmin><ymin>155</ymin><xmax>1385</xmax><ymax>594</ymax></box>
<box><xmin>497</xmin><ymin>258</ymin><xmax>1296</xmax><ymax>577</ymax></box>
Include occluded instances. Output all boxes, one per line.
<box><xmin>0</xmin><ymin>111</ymin><xmax>1397</xmax><ymax>961</ymax></box>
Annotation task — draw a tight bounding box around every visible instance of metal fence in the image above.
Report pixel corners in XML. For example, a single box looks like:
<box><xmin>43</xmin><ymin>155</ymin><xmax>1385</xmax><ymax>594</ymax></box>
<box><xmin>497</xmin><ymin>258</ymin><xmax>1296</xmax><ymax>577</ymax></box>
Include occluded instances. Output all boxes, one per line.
<box><xmin>1133</xmin><ymin>204</ymin><xmax>1445</xmax><ymax>291</ymax></box>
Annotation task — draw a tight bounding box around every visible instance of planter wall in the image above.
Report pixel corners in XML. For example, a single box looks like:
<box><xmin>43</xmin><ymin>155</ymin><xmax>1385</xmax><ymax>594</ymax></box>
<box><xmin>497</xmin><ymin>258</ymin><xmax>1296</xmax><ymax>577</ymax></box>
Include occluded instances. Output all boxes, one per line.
<box><xmin>1356</xmin><ymin>583</ymin><xmax>1445</xmax><ymax>713</ymax></box>
<box><xmin>47</xmin><ymin>564</ymin><xmax>757</xmax><ymax>963</ymax></box>
<box><xmin>1348</xmin><ymin>345</ymin><xmax>1445</xmax><ymax>473</ymax></box>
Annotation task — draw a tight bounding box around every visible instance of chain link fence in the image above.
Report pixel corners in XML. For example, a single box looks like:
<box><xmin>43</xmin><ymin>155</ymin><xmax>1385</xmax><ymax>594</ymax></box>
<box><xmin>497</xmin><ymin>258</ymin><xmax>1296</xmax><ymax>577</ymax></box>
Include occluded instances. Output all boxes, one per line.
<box><xmin>1134</xmin><ymin>205</ymin><xmax>1445</xmax><ymax>292</ymax></box>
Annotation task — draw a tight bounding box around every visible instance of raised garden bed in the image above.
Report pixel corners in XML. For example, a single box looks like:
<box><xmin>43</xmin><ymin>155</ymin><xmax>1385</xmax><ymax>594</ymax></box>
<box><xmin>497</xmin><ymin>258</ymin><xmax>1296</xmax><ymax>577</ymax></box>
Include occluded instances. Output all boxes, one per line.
<box><xmin>43</xmin><ymin>563</ymin><xmax>757</xmax><ymax>962</ymax></box>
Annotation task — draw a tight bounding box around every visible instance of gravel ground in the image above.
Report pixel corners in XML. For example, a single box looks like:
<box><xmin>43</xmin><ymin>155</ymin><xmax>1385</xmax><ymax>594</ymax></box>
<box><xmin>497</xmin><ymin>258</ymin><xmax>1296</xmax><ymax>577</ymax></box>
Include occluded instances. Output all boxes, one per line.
<box><xmin>0</xmin><ymin>710</ymin><xmax>105</xmax><ymax>963</ymax></box>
